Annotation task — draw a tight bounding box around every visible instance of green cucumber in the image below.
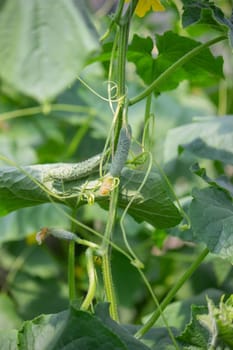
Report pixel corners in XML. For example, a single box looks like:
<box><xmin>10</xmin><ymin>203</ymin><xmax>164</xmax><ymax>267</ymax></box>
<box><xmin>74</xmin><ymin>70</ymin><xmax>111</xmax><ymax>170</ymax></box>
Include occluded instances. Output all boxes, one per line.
<box><xmin>110</xmin><ymin>125</ymin><xmax>131</xmax><ymax>177</ymax></box>
<box><xmin>44</xmin><ymin>153</ymin><xmax>102</xmax><ymax>182</ymax></box>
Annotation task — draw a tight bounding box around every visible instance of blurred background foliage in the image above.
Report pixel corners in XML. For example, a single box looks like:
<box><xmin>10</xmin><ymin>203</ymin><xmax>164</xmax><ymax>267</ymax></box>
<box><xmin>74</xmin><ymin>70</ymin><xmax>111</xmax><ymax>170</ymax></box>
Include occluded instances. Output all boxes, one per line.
<box><xmin>0</xmin><ymin>0</ymin><xmax>233</xmax><ymax>330</ymax></box>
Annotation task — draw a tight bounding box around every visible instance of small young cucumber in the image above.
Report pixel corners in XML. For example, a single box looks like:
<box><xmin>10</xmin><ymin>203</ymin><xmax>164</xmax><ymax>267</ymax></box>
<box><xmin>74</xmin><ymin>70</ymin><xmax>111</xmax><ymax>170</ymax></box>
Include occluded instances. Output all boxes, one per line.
<box><xmin>45</xmin><ymin>153</ymin><xmax>102</xmax><ymax>182</ymax></box>
<box><xmin>110</xmin><ymin>124</ymin><xmax>131</xmax><ymax>177</ymax></box>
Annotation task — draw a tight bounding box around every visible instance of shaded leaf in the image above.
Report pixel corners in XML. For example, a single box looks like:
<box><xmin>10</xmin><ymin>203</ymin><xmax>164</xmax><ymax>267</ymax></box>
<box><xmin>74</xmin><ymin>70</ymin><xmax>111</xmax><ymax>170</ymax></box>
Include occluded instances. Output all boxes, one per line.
<box><xmin>189</xmin><ymin>187</ymin><xmax>233</xmax><ymax>263</ymax></box>
<box><xmin>0</xmin><ymin>0</ymin><xmax>97</xmax><ymax>102</ymax></box>
<box><xmin>191</xmin><ymin>163</ymin><xmax>233</xmax><ymax>197</ymax></box>
<box><xmin>95</xmin><ymin>303</ymin><xmax>149</xmax><ymax>350</ymax></box>
<box><xmin>0</xmin><ymin>165</ymin><xmax>52</xmax><ymax>215</ymax></box>
<box><xmin>18</xmin><ymin>305</ymin><xmax>149</xmax><ymax>350</ymax></box>
<box><xmin>127</xmin><ymin>32</ymin><xmax>223</xmax><ymax>93</ymax></box>
<box><xmin>117</xmin><ymin>167</ymin><xmax>182</xmax><ymax>228</ymax></box>
<box><xmin>164</xmin><ymin>116</ymin><xmax>233</xmax><ymax>165</ymax></box>
<box><xmin>0</xmin><ymin>164</ymin><xmax>182</xmax><ymax>229</ymax></box>
<box><xmin>177</xmin><ymin>305</ymin><xmax>209</xmax><ymax>348</ymax></box>
<box><xmin>10</xmin><ymin>272</ymin><xmax>68</xmax><ymax>321</ymax></box>
<box><xmin>127</xmin><ymin>325</ymin><xmax>180</xmax><ymax>350</ymax></box>
<box><xmin>0</xmin><ymin>204</ymin><xmax>69</xmax><ymax>243</ymax></box>
<box><xmin>180</xmin><ymin>0</ymin><xmax>233</xmax><ymax>46</ymax></box>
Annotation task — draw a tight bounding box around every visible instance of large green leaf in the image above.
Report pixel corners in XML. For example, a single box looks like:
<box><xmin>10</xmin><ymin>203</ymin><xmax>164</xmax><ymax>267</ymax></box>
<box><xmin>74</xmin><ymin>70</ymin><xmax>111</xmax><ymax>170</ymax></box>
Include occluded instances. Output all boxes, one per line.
<box><xmin>0</xmin><ymin>164</ymin><xmax>182</xmax><ymax>229</ymax></box>
<box><xmin>0</xmin><ymin>0</ymin><xmax>97</xmax><ymax>102</ymax></box>
<box><xmin>191</xmin><ymin>163</ymin><xmax>233</xmax><ymax>197</ymax></box>
<box><xmin>164</xmin><ymin>116</ymin><xmax>233</xmax><ymax>165</ymax></box>
<box><xmin>189</xmin><ymin>187</ymin><xmax>233</xmax><ymax>263</ymax></box>
<box><xmin>9</xmin><ymin>272</ymin><xmax>68</xmax><ymax>321</ymax></box>
<box><xmin>16</xmin><ymin>305</ymin><xmax>149</xmax><ymax>350</ymax></box>
<box><xmin>127</xmin><ymin>32</ymin><xmax>223</xmax><ymax>93</ymax></box>
<box><xmin>178</xmin><ymin>296</ymin><xmax>233</xmax><ymax>349</ymax></box>
<box><xmin>0</xmin><ymin>204</ymin><xmax>69</xmax><ymax>243</ymax></box>
<box><xmin>118</xmin><ymin>168</ymin><xmax>182</xmax><ymax>228</ymax></box>
<box><xmin>176</xmin><ymin>305</ymin><xmax>209</xmax><ymax>348</ymax></box>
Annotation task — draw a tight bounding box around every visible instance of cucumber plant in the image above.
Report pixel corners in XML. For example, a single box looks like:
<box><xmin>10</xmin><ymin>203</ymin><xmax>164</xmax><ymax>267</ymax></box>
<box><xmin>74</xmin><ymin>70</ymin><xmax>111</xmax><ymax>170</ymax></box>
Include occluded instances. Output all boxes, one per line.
<box><xmin>0</xmin><ymin>1</ymin><xmax>233</xmax><ymax>349</ymax></box>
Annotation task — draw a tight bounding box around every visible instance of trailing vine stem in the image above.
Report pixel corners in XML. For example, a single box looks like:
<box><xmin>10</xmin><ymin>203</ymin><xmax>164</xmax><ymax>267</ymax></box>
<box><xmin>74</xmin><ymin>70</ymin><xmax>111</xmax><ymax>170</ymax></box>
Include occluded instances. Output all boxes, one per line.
<box><xmin>0</xmin><ymin>104</ymin><xmax>96</xmax><ymax>121</ymax></box>
<box><xmin>68</xmin><ymin>208</ymin><xmax>78</xmax><ymax>301</ymax></box>
<box><xmin>81</xmin><ymin>248</ymin><xmax>97</xmax><ymax>311</ymax></box>
<box><xmin>101</xmin><ymin>186</ymin><xmax>120</xmax><ymax>321</ymax></box>
<box><xmin>135</xmin><ymin>247</ymin><xmax>210</xmax><ymax>339</ymax></box>
<box><xmin>129</xmin><ymin>35</ymin><xmax>227</xmax><ymax>106</ymax></box>
<box><xmin>100</xmin><ymin>0</ymin><xmax>136</xmax><ymax>322</ymax></box>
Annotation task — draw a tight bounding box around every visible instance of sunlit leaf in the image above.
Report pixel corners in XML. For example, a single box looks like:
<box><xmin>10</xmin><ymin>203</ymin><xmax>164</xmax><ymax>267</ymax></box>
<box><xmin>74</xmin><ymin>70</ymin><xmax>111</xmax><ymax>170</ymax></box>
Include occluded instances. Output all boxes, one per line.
<box><xmin>0</xmin><ymin>164</ymin><xmax>182</xmax><ymax>229</ymax></box>
<box><xmin>164</xmin><ymin>116</ymin><xmax>233</xmax><ymax>165</ymax></box>
<box><xmin>0</xmin><ymin>0</ymin><xmax>98</xmax><ymax>102</ymax></box>
<box><xmin>189</xmin><ymin>187</ymin><xmax>233</xmax><ymax>263</ymax></box>
<box><xmin>128</xmin><ymin>32</ymin><xmax>223</xmax><ymax>93</ymax></box>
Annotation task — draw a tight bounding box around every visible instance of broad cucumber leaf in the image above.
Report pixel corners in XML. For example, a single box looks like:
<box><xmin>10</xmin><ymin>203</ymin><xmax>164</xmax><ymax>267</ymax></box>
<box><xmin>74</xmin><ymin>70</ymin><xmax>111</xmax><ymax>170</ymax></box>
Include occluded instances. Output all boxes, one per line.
<box><xmin>164</xmin><ymin>116</ymin><xmax>233</xmax><ymax>165</ymax></box>
<box><xmin>189</xmin><ymin>187</ymin><xmax>233</xmax><ymax>263</ymax></box>
<box><xmin>127</xmin><ymin>31</ymin><xmax>223</xmax><ymax>93</ymax></box>
<box><xmin>177</xmin><ymin>296</ymin><xmax>233</xmax><ymax>349</ymax></box>
<box><xmin>176</xmin><ymin>305</ymin><xmax>209</xmax><ymax>348</ymax></box>
<box><xmin>0</xmin><ymin>204</ymin><xmax>69</xmax><ymax>243</ymax></box>
<box><xmin>118</xmin><ymin>168</ymin><xmax>182</xmax><ymax>228</ymax></box>
<box><xmin>0</xmin><ymin>164</ymin><xmax>182</xmax><ymax>229</ymax></box>
<box><xmin>0</xmin><ymin>0</ymin><xmax>98</xmax><ymax>102</ymax></box>
<box><xmin>9</xmin><ymin>272</ymin><xmax>68</xmax><ymax>321</ymax></box>
<box><xmin>191</xmin><ymin>163</ymin><xmax>233</xmax><ymax>197</ymax></box>
<box><xmin>17</xmin><ymin>305</ymin><xmax>149</xmax><ymax>350</ymax></box>
<box><xmin>95</xmin><ymin>304</ymin><xmax>150</xmax><ymax>350</ymax></box>
<box><xmin>0</xmin><ymin>165</ymin><xmax>52</xmax><ymax>215</ymax></box>
<box><xmin>126</xmin><ymin>325</ymin><xmax>180</xmax><ymax>350</ymax></box>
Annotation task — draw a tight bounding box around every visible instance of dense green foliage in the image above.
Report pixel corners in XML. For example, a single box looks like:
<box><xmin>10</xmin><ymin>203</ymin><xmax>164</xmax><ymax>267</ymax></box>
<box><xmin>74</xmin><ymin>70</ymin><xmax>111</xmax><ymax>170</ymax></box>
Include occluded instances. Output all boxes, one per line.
<box><xmin>0</xmin><ymin>0</ymin><xmax>233</xmax><ymax>349</ymax></box>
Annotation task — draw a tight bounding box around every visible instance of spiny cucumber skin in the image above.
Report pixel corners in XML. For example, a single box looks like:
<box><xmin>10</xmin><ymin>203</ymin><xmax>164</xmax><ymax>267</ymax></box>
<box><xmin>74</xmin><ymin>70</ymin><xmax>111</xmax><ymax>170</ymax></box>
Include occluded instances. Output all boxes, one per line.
<box><xmin>48</xmin><ymin>228</ymin><xmax>77</xmax><ymax>241</ymax></box>
<box><xmin>110</xmin><ymin>125</ymin><xmax>131</xmax><ymax>177</ymax></box>
<box><xmin>45</xmin><ymin>153</ymin><xmax>102</xmax><ymax>182</ymax></box>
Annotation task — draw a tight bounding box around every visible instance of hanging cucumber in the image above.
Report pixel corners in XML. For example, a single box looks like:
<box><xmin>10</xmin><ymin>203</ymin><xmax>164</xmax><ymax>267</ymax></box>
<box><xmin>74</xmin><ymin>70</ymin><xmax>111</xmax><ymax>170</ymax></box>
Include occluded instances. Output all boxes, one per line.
<box><xmin>109</xmin><ymin>124</ymin><xmax>131</xmax><ymax>177</ymax></box>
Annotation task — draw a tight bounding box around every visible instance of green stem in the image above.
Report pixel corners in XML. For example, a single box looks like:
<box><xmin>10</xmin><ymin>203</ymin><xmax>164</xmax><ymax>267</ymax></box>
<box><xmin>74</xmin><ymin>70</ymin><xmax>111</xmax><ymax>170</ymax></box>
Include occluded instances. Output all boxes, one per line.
<box><xmin>99</xmin><ymin>5</ymin><xmax>133</xmax><ymax>322</ymax></box>
<box><xmin>68</xmin><ymin>209</ymin><xmax>78</xmax><ymax>301</ymax></box>
<box><xmin>68</xmin><ymin>241</ymin><xmax>76</xmax><ymax>301</ymax></box>
<box><xmin>114</xmin><ymin>20</ymin><xmax>130</xmax><ymax>145</ymax></box>
<box><xmin>81</xmin><ymin>248</ymin><xmax>96</xmax><ymax>310</ymax></box>
<box><xmin>117</xmin><ymin>22</ymin><xmax>129</xmax><ymax>98</ymax></box>
<box><xmin>129</xmin><ymin>35</ymin><xmax>227</xmax><ymax>106</ymax></box>
<box><xmin>0</xmin><ymin>104</ymin><xmax>96</xmax><ymax>121</ymax></box>
<box><xmin>101</xmin><ymin>187</ymin><xmax>119</xmax><ymax>321</ymax></box>
<box><xmin>135</xmin><ymin>247</ymin><xmax>209</xmax><ymax>339</ymax></box>
<box><xmin>142</xmin><ymin>93</ymin><xmax>153</xmax><ymax>151</ymax></box>
<box><xmin>100</xmin><ymin>0</ymin><xmax>125</xmax><ymax>42</ymax></box>
<box><xmin>102</xmin><ymin>253</ymin><xmax>119</xmax><ymax>321</ymax></box>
